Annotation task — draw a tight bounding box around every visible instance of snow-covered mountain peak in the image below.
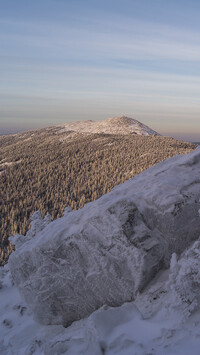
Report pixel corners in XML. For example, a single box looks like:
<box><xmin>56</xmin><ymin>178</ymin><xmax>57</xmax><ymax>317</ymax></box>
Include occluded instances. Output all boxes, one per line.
<box><xmin>58</xmin><ymin>115</ymin><xmax>160</xmax><ymax>136</ymax></box>
<box><xmin>101</xmin><ymin>115</ymin><xmax>159</xmax><ymax>135</ymax></box>
<box><xmin>105</xmin><ymin>115</ymin><xmax>146</xmax><ymax>126</ymax></box>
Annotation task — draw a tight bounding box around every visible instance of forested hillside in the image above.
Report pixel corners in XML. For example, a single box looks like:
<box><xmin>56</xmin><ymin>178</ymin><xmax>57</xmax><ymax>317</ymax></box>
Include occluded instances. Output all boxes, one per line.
<box><xmin>0</xmin><ymin>127</ymin><xmax>196</xmax><ymax>264</ymax></box>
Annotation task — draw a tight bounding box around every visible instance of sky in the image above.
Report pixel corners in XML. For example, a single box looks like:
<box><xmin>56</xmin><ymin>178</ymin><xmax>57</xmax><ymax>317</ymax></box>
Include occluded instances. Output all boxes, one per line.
<box><xmin>0</xmin><ymin>0</ymin><xmax>200</xmax><ymax>141</ymax></box>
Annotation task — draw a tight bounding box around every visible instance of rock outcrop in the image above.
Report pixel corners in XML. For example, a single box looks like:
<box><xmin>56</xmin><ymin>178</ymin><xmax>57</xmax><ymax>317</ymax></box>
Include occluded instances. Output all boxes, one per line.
<box><xmin>9</xmin><ymin>148</ymin><xmax>200</xmax><ymax>326</ymax></box>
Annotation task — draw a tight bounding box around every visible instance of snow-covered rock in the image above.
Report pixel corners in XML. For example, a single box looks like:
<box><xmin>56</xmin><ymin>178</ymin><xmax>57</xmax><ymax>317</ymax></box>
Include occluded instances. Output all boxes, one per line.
<box><xmin>9</xmin><ymin>211</ymin><xmax>51</xmax><ymax>249</ymax></box>
<box><xmin>2</xmin><ymin>252</ymin><xmax>200</xmax><ymax>354</ymax></box>
<box><xmin>8</xmin><ymin>148</ymin><xmax>200</xmax><ymax>327</ymax></box>
<box><xmin>167</xmin><ymin>238</ymin><xmax>200</xmax><ymax>319</ymax></box>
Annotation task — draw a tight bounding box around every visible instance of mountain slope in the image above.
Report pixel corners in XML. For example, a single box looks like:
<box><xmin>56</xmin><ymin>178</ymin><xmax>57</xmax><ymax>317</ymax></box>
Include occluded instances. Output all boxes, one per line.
<box><xmin>1</xmin><ymin>147</ymin><xmax>200</xmax><ymax>354</ymax></box>
<box><xmin>8</xmin><ymin>147</ymin><xmax>200</xmax><ymax>327</ymax></box>
<box><xmin>0</xmin><ymin>121</ymin><xmax>196</xmax><ymax>265</ymax></box>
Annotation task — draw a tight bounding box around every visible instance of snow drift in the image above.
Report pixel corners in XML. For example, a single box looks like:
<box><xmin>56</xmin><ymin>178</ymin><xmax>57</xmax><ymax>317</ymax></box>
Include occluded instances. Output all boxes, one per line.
<box><xmin>8</xmin><ymin>148</ymin><xmax>200</xmax><ymax>327</ymax></box>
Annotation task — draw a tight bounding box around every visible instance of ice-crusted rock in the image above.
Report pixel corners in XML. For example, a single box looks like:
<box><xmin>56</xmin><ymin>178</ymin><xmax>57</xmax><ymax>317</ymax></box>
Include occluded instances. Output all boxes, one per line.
<box><xmin>134</xmin><ymin>236</ymin><xmax>200</xmax><ymax>326</ymax></box>
<box><xmin>8</xmin><ymin>148</ymin><xmax>200</xmax><ymax>326</ymax></box>
<box><xmin>167</xmin><ymin>238</ymin><xmax>200</xmax><ymax>319</ymax></box>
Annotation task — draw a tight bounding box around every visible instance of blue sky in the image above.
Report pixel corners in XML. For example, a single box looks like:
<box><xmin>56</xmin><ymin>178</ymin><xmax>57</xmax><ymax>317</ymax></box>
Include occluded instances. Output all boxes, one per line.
<box><xmin>0</xmin><ymin>0</ymin><xmax>200</xmax><ymax>140</ymax></box>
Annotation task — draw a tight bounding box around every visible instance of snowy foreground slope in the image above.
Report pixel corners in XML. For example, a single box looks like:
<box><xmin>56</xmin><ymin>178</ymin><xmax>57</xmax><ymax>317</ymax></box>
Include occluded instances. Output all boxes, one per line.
<box><xmin>0</xmin><ymin>148</ymin><xmax>200</xmax><ymax>354</ymax></box>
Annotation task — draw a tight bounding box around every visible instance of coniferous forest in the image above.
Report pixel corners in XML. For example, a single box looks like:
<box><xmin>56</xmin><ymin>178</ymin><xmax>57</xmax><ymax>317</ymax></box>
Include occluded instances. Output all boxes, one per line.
<box><xmin>0</xmin><ymin>127</ymin><xmax>196</xmax><ymax>264</ymax></box>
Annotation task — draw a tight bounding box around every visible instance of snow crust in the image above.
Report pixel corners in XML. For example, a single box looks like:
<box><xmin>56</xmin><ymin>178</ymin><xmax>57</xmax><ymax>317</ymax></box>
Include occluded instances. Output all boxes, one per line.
<box><xmin>8</xmin><ymin>147</ymin><xmax>200</xmax><ymax>330</ymax></box>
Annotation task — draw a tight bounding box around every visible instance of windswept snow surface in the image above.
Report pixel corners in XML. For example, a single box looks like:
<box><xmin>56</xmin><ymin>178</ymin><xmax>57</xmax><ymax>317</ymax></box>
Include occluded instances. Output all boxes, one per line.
<box><xmin>57</xmin><ymin>116</ymin><xmax>160</xmax><ymax>136</ymax></box>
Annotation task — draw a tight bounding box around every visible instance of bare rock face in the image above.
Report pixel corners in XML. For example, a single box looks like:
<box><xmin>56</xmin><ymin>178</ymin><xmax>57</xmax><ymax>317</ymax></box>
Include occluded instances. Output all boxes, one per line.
<box><xmin>8</xmin><ymin>148</ymin><xmax>200</xmax><ymax>326</ymax></box>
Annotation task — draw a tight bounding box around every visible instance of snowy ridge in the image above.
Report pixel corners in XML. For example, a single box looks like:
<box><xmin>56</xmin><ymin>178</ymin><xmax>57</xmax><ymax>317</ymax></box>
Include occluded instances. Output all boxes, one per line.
<box><xmin>1</xmin><ymin>147</ymin><xmax>200</xmax><ymax>354</ymax></box>
<box><xmin>57</xmin><ymin>116</ymin><xmax>160</xmax><ymax>136</ymax></box>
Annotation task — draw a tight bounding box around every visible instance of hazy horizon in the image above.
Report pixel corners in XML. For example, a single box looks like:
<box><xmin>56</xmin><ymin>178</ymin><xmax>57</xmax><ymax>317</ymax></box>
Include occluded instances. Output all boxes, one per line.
<box><xmin>0</xmin><ymin>117</ymin><xmax>199</xmax><ymax>143</ymax></box>
<box><xmin>0</xmin><ymin>0</ymin><xmax>200</xmax><ymax>141</ymax></box>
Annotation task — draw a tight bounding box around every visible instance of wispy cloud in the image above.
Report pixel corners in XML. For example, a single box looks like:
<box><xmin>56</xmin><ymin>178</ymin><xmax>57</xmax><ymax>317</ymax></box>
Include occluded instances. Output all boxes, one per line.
<box><xmin>1</xmin><ymin>18</ymin><xmax>200</xmax><ymax>62</ymax></box>
<box><xmin>0</xmin><ymin>2</ymin><xmax>200</xmax><ymax>139</ymax></box>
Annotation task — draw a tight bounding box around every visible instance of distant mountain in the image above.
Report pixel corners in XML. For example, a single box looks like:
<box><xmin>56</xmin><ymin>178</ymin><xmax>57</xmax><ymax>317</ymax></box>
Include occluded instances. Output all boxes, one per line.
<box><xmin>57</xmin><ymin>116</ymin><xmax>160</xmax><ymax>136</ymax></box>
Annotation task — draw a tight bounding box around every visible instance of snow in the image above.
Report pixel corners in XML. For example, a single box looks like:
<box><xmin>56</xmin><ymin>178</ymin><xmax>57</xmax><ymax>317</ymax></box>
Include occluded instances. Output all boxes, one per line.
<box><xmin>1</xmin><ymin>147</ymin><xmax>200</xmax><ymax>353</ymax></box>
<box><xmin>8</xmin><ymin>147</ymin><xmax>200</xmax><ymax>328</ymax></box>
<box><xmin>2</xmin><ymin>245</ymin><xmax>200</xmax><ymax>354</ymax></box>
<box><xmin>0</xmin><ymin>160</ymin><xmax>22</xmax><ymax>175</ymax></box>
<box><xmin>56</xmin><ymin>116</ymin><xmax>160</xmax><ymax>136</ymax></box>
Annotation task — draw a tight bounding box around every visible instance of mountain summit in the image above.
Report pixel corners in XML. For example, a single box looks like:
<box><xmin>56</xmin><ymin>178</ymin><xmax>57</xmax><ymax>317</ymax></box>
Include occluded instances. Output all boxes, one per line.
<box><xmin>58</xmin><ymin>116</ymin><xmax>160</xmax><ymax>136</ymax></box>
